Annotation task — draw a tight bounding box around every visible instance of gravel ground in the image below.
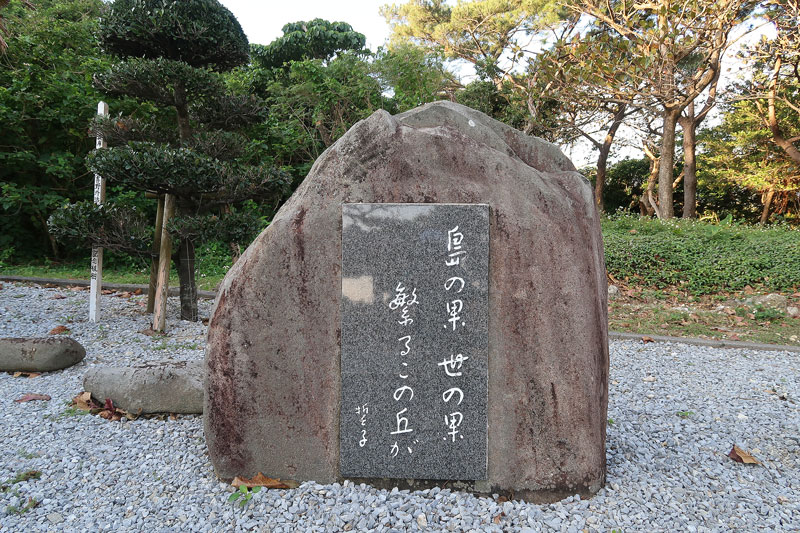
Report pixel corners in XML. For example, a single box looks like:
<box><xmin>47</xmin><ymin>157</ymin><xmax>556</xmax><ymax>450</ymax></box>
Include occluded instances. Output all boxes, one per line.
<box><xmin>0</xmin><ymin>281</ymin><xmax>798</xmax><ymax>532</ymax></box>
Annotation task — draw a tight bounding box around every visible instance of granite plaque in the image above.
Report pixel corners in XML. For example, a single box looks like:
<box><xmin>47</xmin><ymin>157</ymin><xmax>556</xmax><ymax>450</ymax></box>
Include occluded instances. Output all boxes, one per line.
<box><xmin>340</xmin><ymin>203</ymin><xmax>489</xmax><ymax>480</ymax></box>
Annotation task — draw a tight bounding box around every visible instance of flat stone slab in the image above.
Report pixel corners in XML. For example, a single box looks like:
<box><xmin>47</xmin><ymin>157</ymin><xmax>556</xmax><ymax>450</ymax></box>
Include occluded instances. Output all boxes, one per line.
<box><xmin>0</xmin><ymin>337</ymin><xmax>85</xmax><ymax>372</ymax></box>
<box><xmin>340</xmin><ymin>203</ymin><xmax>489</xmax><ymax>480</ymax></box>
<box><xmin>84</xmin><ymin>361</ymin><xmax>203</xmax><ymax>414</ymax></box>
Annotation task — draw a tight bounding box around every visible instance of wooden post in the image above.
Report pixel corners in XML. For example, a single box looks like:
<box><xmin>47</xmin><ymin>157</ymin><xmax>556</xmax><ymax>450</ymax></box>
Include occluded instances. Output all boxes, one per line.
<box><xmin>89</xmin><ymin>101</ymin><xmax>109</xmax><ymax>323</ymax></box>
<box><xmin>147</xmin><ymin>194</ymin><xmax>165</xmax><ymax>313</ymax></box>
<box><xmin>152</xmin><ymin>193</ymin><xmax>175</xmax><ymax>332</ymax></box>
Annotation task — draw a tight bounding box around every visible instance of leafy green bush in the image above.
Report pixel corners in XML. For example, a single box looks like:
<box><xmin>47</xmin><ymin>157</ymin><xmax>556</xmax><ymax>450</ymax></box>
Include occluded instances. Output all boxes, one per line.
<box><xmin>603</xmin><ymin>215</ymin><xmax>800</xmax><ymax>294</ymax></box>
<box><xmin>47</xmin><ymin>200</ymin><xmax>152</xmax><ymax>255</ymax></box>
<box><xmin>99</xmin><ymin>0</ymin><xmax>249</xmax><ymax>71</ymax></box>
<box><xmin>250</xmin><ymin>19</ymin><xmax>365</xmax><ymax>69</ymax></box>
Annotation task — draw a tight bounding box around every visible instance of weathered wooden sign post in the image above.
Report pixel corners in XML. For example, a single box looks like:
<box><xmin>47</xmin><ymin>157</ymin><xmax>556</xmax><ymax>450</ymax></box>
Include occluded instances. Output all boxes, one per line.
<box><xmin>89</xmin><ymin>101</ymin><xmax>109</xmax><ymax>323</ymax></box>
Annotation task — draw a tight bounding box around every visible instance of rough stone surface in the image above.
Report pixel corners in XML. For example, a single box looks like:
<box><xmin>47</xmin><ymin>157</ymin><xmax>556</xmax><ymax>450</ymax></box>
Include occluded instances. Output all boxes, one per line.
<box><xmin>787</xmin><ymin>306</ymin><xmax>799</xmax><ymax>318</ymax></box>
<box><xmin>84</xmin><ymin>361</ymin><xmax>203</xmax><ymax>414</ymax></box>
<box><xmin>0</xmin><ymin>337</ymin><xmax>85</xmax><ymax>372</ymax></box>
<box><xmin>204</xmin><ymin>101</ymin><xmax>608</xmax><ymax>501</ymax></box>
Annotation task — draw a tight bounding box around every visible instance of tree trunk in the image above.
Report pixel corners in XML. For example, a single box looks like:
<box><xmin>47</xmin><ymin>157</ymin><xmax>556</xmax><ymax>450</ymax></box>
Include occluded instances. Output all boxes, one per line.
<box><xmin>38</xmin><ymin>214</ymin><xmax>60</xmax><ymax>259</ymax></box>
<box><xmin>174</xmin><ymin>82</ymin><xmax>192</xmax><ymax>142</ymax></box>
<box><xmin>678</xmin><ymin>103</ymin><xmax>698</xmax><ymax>219</ymax></box>
<box><xmin>177</xmin><ymin>237</ymin><xmax>198</xmax><ymax>322</ymax></box>
<box><xmin>595</xmin><ymin>152</ymin><xmax>608</xmax><ymax>213</ymax></box>
<box><xmin>760</xmin><ymin>188</ymin><xmax>775</xmax><ymax>225</ymax></box>
<box><xmin>152</xmin><ymin>194</ymin><xmax>175</xmax><ymax>333</ymax></box>
<box><xmin>594</xmin><ymin>104</ymin><xmax>627</xmax><ymax>213</ymax></box>
<box><xmin>657</xmin><ymin>109</ymin><xmax>680</xmax><ymax>218</ymax></box>
<box><xmin>640</xmin><ymin>157</ymin><xmax>659</xmax><ymax>217</ymax></box>
<box><xmin>766</xmin><ymin>57</ymin><xmax>800</xmax><ymax>165</ymax></box>
<box><xmin>147</xmin><ymin>195</ymin><xmax>165</xmax><ymax>314</ymax></box>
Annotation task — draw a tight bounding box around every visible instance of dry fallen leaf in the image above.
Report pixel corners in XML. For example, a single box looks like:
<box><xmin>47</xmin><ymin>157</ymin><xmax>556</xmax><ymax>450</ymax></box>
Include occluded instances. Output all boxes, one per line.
<box><xmin>641</xmin><ymin>336</ymin><xmax>655</xmax><ymax>344</ymax></box>
<box><xmin>201</xmin><ymin>318</ymin><xmax>210</xmax><ymax>326</ymax></box>
<box><xmin>728</xmin><ymin>334</ymin><xmax>741</xmax><ymax>341</ymax></box>
<box><xmin>99</xmin><ymin>409</ymin><xmax>123</xmax><ymax>421</ymax></box>
<box><xmin>50</xmin><ymin>294</ymin><xmax>66</xmax><ymax>300</ymax></box>
<box><xmin>43</xmin><ymin>283</ymin><xmax>58</xmax><ymax>289</ymax></box>
<box><xmin>101</xmin><ymin>289</ymin><xmax>114</xmax><ymax>295</ymax></box>
<box><xmin>117</xmin><ymin>291</ymin><xmax>132</xmax><ymax>298</ymax></box>
<box><xmin>12</xmin><ymin>371</ymin><xmax>41</xmax><ymax>378</ymax></box>
<box><xmin>231</xmin><ymin>472</ymin><xmax>299</xmax><ymax>489</ymax></box>
<box><xmin>14</xmin><ymin>393</ymin><xmax>51</xmax><ymax>403</ymax></box>
<box><xmin>728</xmin><ymin>445</ymin><xmax>761</xmax><ymax>465</ymax></box>
<box><xmin>138</xmin><ymin>328</ymin><xmax>157</xmax><ymax>336</ymax></box>
<box><xmin>69</xmin><ymin>286</ymin><xmax>86</xmax><ymax>292</ymax></box>
<box><xmin>133</xmin><ymin>288</ymin><xmax>143</xmax><ymax>295</ymax></box>
<box><xmin>72</xmin><ymin>391</ymin><xmax>100</xmax><ymax>412</ymax></box>
<box><xmin>49</xmin><ymin>325</ymin><xmax>69</xmax><ymax>335</ymax></box>
<box><xmin>493</xmin><ymin>513</ymin><xmax>505</xmax><ymax>524</ymax></box>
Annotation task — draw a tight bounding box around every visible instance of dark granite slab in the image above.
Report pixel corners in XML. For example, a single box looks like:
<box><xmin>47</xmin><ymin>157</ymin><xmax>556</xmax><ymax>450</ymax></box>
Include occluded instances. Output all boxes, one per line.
<box><xmin>340</xmin><ymin>203</ymin><xmax>489</xmax><ymax>480</ymax></box>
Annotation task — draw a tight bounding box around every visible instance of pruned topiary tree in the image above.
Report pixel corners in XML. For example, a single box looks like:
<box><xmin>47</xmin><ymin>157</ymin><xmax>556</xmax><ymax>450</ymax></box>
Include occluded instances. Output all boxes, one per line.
<box><xmin>50</xmin><ymin>0</ymin><xmax>290</xmax><ymax>328</ymax></box>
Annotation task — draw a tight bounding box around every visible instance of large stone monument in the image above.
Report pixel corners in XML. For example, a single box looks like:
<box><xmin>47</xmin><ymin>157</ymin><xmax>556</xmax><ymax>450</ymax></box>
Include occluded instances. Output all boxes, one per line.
<box><xmin>204</xmin><ymin>101</ymin><xmax>608</xmax><ymax>502</ymax></box>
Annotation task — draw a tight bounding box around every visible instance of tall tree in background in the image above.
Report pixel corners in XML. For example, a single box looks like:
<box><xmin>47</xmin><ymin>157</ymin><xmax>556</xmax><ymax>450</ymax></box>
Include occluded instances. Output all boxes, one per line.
<box><xmin>701</xmin><ymin>0</ymin><xmax>800</xmax><ymax>223</ymax></box>
<box><xmin>374</xmin><ymin>42</ymin><xmax>455</xmax><ymax>111</ymax></box>
<box><xmin>677</xmin><ymin>58</ymin><xmax>722</xmax><ymax>219</ymax></box>
<box><xmin>239</xmin><ymin>19</ymin><xmax>451</xmax><ymax>189</ymax></box>
<box><xmin>530</xmin><ymin>20</ymin><xmax>639</xmax><ymax>211</ymax></box>
<box><xmin>250</xmin><ymin>19</ymin><xmax>366</xmax><ymax>69</ymax></box>
<box><xmin>382</xmin><ymin>0</ymin><xmax>563</xmax><ymax>133</ymax></box>
<box><xmin>52</xmin><ymin>0</ymin><xmax>290</xmax><ymax>326</ymax></box>
<box><xmin>574</xmin><ymin>0</ymin><xmax>755</xmax><ymax>218</ymax></box>
<box><xmin>245</xmin><ymin>20</ymin><xmax>394</xmax><ymax>181</ymax></box>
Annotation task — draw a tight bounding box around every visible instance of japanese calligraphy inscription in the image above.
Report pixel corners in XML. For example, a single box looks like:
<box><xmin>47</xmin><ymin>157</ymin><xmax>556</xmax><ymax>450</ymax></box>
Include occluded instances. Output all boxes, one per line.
<box><xmin>340</xmin><ymin>203</ymin><xmax>489</xmax><ymax>480</ymax></box>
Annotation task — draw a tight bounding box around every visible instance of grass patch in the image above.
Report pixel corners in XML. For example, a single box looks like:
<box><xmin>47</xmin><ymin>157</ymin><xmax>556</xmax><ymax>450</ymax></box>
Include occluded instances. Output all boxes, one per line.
<box><xmin>1</xmin><ymin>470</ymin><xmax>41</xmax><ymax>493</ymax></box>
<box><xmin>6</xmin><ymin>497</ymin><xmax>39</xmax><ymax>515</ymax></box>
<box><xmin>603</xmin><ymin>215</ymin><xmax>800</xmax><ymax>294</ymax></box>
<box><xmin>0</xmin><ymin>240</ymin><xmax>230</xmax><ymax>291</ymax></box>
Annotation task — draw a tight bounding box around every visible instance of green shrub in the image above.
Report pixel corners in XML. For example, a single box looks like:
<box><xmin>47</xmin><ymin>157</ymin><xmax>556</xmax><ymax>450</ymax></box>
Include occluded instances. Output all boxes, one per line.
<box><xmin>99</xmin><ymin>0</ymin><xmax>249</xmax><ymax>71</ymax></box>
<box><xmin>603</xmin><ymin>215</ymin><xmax>800</xmax><ymax>294</ymax></box>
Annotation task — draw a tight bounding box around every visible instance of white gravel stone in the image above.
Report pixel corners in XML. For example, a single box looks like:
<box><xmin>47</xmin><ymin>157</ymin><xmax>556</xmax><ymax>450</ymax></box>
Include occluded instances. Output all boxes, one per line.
<box><xmin>1</xmin><ymin>282</ymin><xmax>798</xmax><ymax>531</ymax></box>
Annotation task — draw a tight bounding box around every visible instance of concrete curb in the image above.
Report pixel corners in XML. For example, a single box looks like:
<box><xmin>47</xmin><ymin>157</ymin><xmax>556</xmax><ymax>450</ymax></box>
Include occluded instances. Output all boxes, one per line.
<box><xmin>0</xmin><ymin>275</ymin><xmax>217</xmax><ymax>300</ymax></box>
<box><xmin>609</xmin><ymin>331</ymin><xmax>800</xmax><ymax>353</ymax></box>
<box><xmin>3</xmin><ymin>275</ymin><xmax>798</xmax><ymax>353</ymax></box>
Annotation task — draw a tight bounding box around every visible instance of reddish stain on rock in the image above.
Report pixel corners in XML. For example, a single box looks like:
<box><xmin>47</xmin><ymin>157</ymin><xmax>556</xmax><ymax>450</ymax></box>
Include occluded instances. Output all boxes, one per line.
<box><xmin>203</xmin><ymin>102</ymin><xmax>608</xmax><ymax>498</ymax></box>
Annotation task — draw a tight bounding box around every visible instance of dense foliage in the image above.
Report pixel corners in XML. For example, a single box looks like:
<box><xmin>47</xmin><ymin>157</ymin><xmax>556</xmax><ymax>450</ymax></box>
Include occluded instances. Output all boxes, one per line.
<box><xmin>3</xmin><ymin>0</ymin><xmax>800</xmax><ymax>286</ymax></box>
<box><xmin>0</xmin><ymin>0</ymin><xmax>110</xmax><ymax>260</ymax></box>
<box><xmin>98</xmin><ymin>0</ymin><xmax>249</xmax><ymax>70</ymax></box>
<box><xmin>603</xmin><ymin>215</ymin><xmax>800</xmax><ymax>293</ymax></box>
<box><xmin>250</xmin><ymin>19</ymin><xmax>366</xmax><ymax>69</ymax></box>
<box><xmin>47</xmin><ymin>0</ymin><xmax>290</xmax><ymax>321</ymax></box>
